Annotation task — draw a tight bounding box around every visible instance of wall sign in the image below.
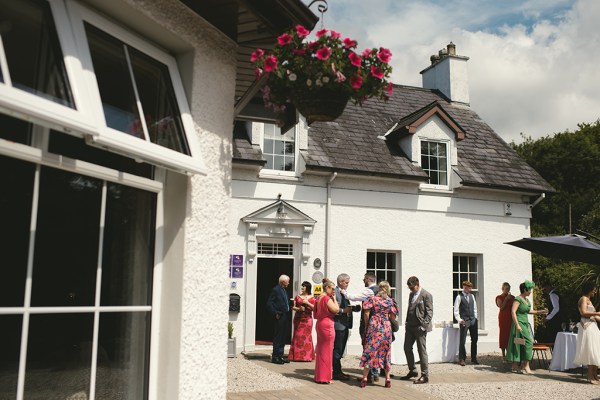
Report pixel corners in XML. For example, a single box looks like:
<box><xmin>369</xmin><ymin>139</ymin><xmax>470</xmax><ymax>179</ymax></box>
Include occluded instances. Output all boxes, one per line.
<box><xmin>230</xmin><ymin>254</ymin><xmax>243</xmax><ymax>278</ymax></box>
<box><xmin>312</xmin><ymin>271</ymin><xmax>324</xmax><ymax>284</ymax></box>
<box><xmin>313</xmin><ymin>258</ymin><xmax>322</xmax><ymax>269</ymax></box>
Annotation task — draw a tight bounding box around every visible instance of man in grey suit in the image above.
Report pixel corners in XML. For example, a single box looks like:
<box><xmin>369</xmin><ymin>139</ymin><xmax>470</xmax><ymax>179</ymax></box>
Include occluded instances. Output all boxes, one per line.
<box><xmin>401</xmin><ymin>276</ymin><xmax>433</xmax><ymax>384</ymax></box>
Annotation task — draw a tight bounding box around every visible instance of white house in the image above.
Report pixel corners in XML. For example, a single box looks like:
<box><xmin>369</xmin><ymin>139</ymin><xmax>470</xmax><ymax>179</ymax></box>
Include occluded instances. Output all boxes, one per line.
<box><xmin>230</xmin><ymin>43</ymin><xmax>554</xmax><ymax>358</ymax></box>
<box><xmin>0</xmin><ymin>0</ymin><xmax>316</xmax><ymax>399</ymax></box>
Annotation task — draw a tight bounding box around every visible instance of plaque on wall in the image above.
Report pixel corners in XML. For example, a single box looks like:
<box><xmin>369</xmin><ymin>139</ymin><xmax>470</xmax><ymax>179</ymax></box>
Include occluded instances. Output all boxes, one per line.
<box><xmin>313</xmin><ymin>258</ymin><xmax>322</xmax><ymax>269</ymax></box>
<box><xmin>312</xmin><ymin>271</ymin><xmax>324</xmax><ymax>284</ymax></box>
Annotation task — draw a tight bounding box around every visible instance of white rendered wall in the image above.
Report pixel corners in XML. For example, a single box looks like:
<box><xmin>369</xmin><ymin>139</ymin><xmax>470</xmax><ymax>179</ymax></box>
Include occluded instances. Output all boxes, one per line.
<box><xmin>230</xmin><ymin>174</ymin><xmax>534</xmax><ymax>358</ymax></box>
<box><xmin>422</xmin><ymin>57</ymin><xmax>470</xmax><ymax>104</ymax></box>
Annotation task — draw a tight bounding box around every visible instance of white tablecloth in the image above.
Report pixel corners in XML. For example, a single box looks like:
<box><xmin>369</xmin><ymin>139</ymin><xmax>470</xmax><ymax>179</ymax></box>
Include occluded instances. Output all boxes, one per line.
<box><xmin>391</xmin><ymin>327</ymin><xmax>460</xmax><ymax>364</ymax></box>
<box><xmin>549</xmin><ymin>332</ymin><xmax>580</xmax><ymax>371</ymax></box>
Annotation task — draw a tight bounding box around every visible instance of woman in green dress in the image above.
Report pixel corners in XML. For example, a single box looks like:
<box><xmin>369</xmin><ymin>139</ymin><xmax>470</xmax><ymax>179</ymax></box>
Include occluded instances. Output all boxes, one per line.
<box><xmin>505</xmin><ymin>280</ymin><xmax>548</xmax><ymax>373</ymax></box>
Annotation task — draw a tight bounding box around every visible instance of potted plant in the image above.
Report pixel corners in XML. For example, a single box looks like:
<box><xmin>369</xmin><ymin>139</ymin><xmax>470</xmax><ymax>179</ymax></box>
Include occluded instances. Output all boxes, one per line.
<box><xmin>227</xmin><ymin>322</ymin><xmax>236</xmax><ymax>358</ymax></box>
<box><xmin>251</xmin><ymin>25</ymin><xmax>393</xmax><ymax>125</ymax></box>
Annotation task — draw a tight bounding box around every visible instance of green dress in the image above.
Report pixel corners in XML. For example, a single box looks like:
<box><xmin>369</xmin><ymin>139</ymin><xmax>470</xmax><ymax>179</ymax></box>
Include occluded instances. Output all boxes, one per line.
<box><xmin>505</xmin><ymin>296</ymin><xmax>533</xmax><ymax>362</ymax></box>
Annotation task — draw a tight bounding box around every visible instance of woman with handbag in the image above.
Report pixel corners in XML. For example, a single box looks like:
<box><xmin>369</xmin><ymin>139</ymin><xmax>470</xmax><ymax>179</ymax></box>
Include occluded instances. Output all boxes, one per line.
<box><xmin>359</xmin><ymin>281</ymin><xmax>398</xmax><ymax>388</ymax></box>
<box><xmin>573</xmin><ymin>281</ymin><xmax>600</xmax><ymax>384</ymax></box>
<box><xmin>505</xmin><ymin>280</ymin><xmax>548</xmax><ymax>374</ymax></box>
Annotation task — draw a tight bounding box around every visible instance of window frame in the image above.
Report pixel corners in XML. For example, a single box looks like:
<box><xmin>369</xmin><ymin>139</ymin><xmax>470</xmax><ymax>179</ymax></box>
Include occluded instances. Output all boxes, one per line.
<box><xmin>420</xmin><ymin>139</ymin><xmax>450</xmax><ymax>190</ymax></box>
<box><xmin>259</xmin><ymin>122</ymin><xmax>299</xmax><ymax>177</ymax></box>
<box><xmin>452</xmin><ymin>254</ymin><xmax>483</xmax><ymax>327</ymax></box>
<box><xmin>366</xmin><ymin>250</ymin><xmax>399</xmax><ymax>302</ymax></box>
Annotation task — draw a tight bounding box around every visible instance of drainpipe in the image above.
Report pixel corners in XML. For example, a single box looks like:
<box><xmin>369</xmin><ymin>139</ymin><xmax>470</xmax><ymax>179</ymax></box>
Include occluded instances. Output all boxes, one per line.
<box><xmin>528</xmin><ymin>193</ymin><xmax>545</xmax><ymax>209</ymax></box>
<box><xmin>324</xmin><ymin>172</ymin><xmax>337</xmax><ymax>279</ymax></box>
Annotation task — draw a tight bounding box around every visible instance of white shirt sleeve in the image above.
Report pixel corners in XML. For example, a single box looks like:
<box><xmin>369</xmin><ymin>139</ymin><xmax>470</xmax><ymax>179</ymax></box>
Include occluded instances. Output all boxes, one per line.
<box><xmin>453</xmin><ymin>295</ymin><xmax>462</xmax><ymax>322</ymax></box>
<box><xmin>546</xmin><ymin>292</ymin><xmax>560</xmax><ymax>320</ymax></box>
<box><xmin>473</xmin><ymin>295</ymin><xmax>478</xmax><ymax>320</ymax></box>
<box><xmin>345</xmin><ymin>287</ymin><xmax>374</xmax><ymax>302</ymax></box>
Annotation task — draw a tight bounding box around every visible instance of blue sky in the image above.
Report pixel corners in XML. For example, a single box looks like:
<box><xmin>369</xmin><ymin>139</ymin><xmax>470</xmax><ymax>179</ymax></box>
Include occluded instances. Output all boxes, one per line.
<box><xmin>304</xmin><ymin>0</ymin><xmax>600</xmax><ymax>142</ymax></box>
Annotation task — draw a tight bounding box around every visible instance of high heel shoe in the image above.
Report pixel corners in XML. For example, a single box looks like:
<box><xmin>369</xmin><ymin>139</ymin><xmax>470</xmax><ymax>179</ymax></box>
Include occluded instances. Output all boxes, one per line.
<box><xmin>360</xmin><ymin>378</ymin><xmax>368</xmax><ymax>388</ymax></box>
<box><xmin>385</xmin><ymin>379</ymin><xmax>391</xmax><ymax>388</ymax></box>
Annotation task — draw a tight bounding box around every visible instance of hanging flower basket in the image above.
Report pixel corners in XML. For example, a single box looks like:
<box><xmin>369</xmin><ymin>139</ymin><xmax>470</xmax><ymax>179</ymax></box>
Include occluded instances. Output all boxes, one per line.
<box><xmin>251</xmin><ymin>26</ymin><xmax>393</xmax><ymax>125</ymax></box>
<box><xmin>292</xmin><ymin>87</ymin><xmax>351</xmax><ymax>124</ymax></box>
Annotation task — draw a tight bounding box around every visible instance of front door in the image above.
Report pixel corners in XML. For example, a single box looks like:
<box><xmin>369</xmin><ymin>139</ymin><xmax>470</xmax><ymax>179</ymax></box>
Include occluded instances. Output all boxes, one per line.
<box><xmin>255</xmin><ymin>258</ymin><xmax>293</xmax><ymax>345</ymax></box>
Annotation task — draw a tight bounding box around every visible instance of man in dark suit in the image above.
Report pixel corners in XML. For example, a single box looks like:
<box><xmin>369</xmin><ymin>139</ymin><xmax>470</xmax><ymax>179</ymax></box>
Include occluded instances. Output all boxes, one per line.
<box><xmin>401</xmin><ymin>276</ymin><xmax>433</xmax><ymax>384</ymax></box>
<box><xmin>332</xmin><ymin>273</ymin><xmax>353</xmax><ymax>380</ymax></box>
<box><xmin>266</xmin><ymin>274</ymin><xmax>291</xmax><ymax>364</ymax></box>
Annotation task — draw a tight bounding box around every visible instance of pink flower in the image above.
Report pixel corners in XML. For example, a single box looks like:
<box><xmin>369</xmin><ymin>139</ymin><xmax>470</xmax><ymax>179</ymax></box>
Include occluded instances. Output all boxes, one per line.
<box><xmin>308</xmin><ymin>41</ymin><xmax>320</xmax><ymax>51</ymax></box>
<box><xmin>386</xmin><ymin>82</ymin><xmax>393</xmax><ymax>95</ymax></box>
<box><xmin>254</xmin><ymin>67</ymin><xmax>263</xmax><ymax>78</ymax></box>
<box><xmin>348</xmin><ymin>52</ymin><xmax>362</xmax><ymax>67</ymax></box>
<box><xmin>263</xmin><ymin>55</ymin><xmax>278</xmax><ymax>72</ymax></box>
<box><xmin>250</xmin><ymin>48</ymin><xmax>264</xmax><ymax>62</ymax></box>
<box><xmin>330</xmin><ymin>30</ymin><xmax>341</xmax><ymax>39</ymax></box>
<box><xmin>343</xmin><ymin>38</ymin><xmax>357</xmax><ymax>48</ymax></box>
<box><xmin>277</xmin><ymin>33</ymin><xmax>292</xmax><ymax>45</ymax></box>
<box><xmin>296</xmin><ymin>25</ymin><xmax>310</xmax><ymax>38</ymax></box>
<box><xmin>316</xmin><ymin>28</ymin><xmax>328</xmax><ymax>37</ymax></box>
<box><xmin>335</xmin><ymin>71</ymin><xmax>346</xmax><ymax>83</ymax></box>
<box><xmin>377</xmin><ymin>47</ymin><xmax>392</xmax><ymax>63</ymax></box>
<box><xmin>370</xmin><ymin>65</ymin><xmax>384</xmax><ymax>79</ymax></box>
<box><xmin>316</xmin><ymin>47</ymin><xmax>332</xmax><ymax>60</ymax></box>
<box><xmin>350</xmin><ymin>75</ymin><xmax>363</xmax><ymax>89</ymax></box>
<box><xmin>362</xmin><ymin>48</ymin><xmax>373</xmax><ymax>57</ymax></box>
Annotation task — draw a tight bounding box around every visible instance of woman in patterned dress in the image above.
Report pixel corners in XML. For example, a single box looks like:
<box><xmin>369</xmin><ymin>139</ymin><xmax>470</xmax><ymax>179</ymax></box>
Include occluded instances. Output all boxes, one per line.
<box><xmin>505</xmin><ymin>280</ymin><xmax>547</xmax><ymax>374</ymax></box>
<box><xmin>359</xmin><ymin>280</ymin><xmax>398</xmax><ymax>388</ymax></box>
<box><xmin>289</xmin><ymin>281</ymin><xmax>316</xmax><ymax>361</ymax></box>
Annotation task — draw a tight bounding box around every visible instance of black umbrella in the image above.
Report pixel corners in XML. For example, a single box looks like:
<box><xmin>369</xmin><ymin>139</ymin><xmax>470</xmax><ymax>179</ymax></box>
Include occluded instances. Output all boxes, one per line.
<box><xmin>505</xmin><ymin>234</ymin><xmax>600</xmax><ymax>265</ymax></box>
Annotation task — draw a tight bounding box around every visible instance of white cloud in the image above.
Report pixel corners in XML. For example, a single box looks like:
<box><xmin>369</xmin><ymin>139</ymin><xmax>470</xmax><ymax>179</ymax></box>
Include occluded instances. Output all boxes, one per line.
<box><xmin>318</xmin><ymin>0</ymin><xmax>600</xmax><ymax>142</ymax></box>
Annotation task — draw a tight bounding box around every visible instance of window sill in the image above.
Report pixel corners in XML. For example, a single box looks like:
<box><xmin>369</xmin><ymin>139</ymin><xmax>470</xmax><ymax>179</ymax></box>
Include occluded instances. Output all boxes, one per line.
<box><xmin>419</xmin><ymin>186</ymin><xmax>453</xmax><ymax>194</ymax></box>
<box><xmin>258</xmin><ymin>171</ymin><xmax>303</xmax><ymax>182</ymax></box>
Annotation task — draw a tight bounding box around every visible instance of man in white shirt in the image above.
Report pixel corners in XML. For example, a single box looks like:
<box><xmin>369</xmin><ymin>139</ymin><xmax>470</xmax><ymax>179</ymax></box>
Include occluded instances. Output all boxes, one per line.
<box><xmin>453</xmin><ymin>280</ymin><xmax>478</xmax><ymax>366</ymax></box>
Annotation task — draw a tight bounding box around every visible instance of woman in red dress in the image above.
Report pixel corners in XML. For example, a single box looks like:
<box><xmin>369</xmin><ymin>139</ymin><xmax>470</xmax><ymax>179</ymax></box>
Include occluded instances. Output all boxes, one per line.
<box><xmin>289</xmin><ymin>281</ymin><xmax>316</xmax><ymax>361</ymax></box>
<box><xmin>496</xmin><ymin>282</ymin><xmax>515</xmax><ymax>357</ymax></box>
<box><xmin>314</xmin><ymin>279</ymin><xmax>339</xmax><ymax>384</ymax></box>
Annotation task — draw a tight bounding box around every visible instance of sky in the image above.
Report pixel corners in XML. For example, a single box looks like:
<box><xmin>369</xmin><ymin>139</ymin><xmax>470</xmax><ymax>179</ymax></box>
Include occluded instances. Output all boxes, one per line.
<box><xmin>304</xmin><ymin>0</ymin><xmax>600</xmax><ymax>143</ymax></box>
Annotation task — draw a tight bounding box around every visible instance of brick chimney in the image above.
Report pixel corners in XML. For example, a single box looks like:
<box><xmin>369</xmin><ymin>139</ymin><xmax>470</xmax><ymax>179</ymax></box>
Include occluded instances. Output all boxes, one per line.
<box><xmin>420</xmin><ymin>42</ymin><xmax>469</xmax><ymax>104</ymax></box>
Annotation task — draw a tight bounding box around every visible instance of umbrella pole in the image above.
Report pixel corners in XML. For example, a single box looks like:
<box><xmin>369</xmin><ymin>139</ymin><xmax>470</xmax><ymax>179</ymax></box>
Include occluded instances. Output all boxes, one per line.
<box><xmin>576</xmin><ymin>229</ymin><xmax>600</xmax><ymax>242</ymax></box>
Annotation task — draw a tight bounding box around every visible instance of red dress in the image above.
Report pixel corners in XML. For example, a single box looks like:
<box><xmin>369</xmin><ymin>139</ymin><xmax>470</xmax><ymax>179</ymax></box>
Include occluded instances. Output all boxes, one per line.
<box><xmin>289</xmin><ymin>295</ymin><xmax>316</xmax><ymax>361</ymax></box>
<box><xmin>496</xmin><ymin>293</ymin><xmax>514</xmax><ymax>350</ymax></box>
<box><xmin>314</xmin><ymin>294</ymin><xmax>335</xmax><ymax>383</ymax></box>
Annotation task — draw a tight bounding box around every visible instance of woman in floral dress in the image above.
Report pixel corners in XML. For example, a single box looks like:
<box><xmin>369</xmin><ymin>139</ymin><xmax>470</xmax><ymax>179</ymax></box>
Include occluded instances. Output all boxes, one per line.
<box><xmin>359</xmin><ymin>281</ymin><xmax>398</xmax><ymax>388</ymax></box>
<box><xmin>289</xmin><ymin>281</ymin><xmax>316</xmax><ymax>361</ymax></box>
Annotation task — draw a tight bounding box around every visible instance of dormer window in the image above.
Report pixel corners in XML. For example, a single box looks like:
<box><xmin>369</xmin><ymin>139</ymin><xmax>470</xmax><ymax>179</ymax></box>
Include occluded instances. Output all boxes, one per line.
<box><xmin>262</xmin><ymin>123</ymin><xmax>296</xmax><ymax>173</ymax></box>
<box><xmin>421</xmin><ymin>140</ymin><xmax>448</xmax><ymax>186</ymax></box>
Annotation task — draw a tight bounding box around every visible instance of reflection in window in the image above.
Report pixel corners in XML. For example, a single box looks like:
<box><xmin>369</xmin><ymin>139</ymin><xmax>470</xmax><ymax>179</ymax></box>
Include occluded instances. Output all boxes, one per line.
<box><xmin>263</xmin><ymin>124</ymin><xmax>295</xmax><ymax>171</ymax></box>
<box><xmin>85</xmin><ymin>24</ymin><xmax>190</xmax><ymax>155</ymax></box>
<box><xmin>1</xmin><ymin>0</ymin><xmax>74</xmax><ymax>107</ymax></box>
<box><xmin>421</xmin><ymin>140</ymin><xmax>448</xmax><ymax>185</ymax></box>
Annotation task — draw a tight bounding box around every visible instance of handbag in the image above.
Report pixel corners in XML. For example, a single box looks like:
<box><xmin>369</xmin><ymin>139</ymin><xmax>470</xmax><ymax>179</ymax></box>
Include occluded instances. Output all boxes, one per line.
<box><xmin>513</xmin><ymin>330</ymin><xmax>526</xmax><ymax>345</ymax></box>
<box><xmin>390</xmin><ymin>318</ymin><xmax>399</xmax><ymax>332</ymax></box>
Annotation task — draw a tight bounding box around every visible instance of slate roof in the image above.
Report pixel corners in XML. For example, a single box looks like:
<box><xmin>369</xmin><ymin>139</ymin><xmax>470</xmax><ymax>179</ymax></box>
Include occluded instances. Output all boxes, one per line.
<box><xmin>232</xmin><ymin>84</ymin><xmax>555</xmax><ymax>193</ymax></box>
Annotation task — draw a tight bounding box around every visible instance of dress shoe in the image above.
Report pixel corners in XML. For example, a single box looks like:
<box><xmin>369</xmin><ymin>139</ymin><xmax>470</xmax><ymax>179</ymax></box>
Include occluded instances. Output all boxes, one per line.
<box><xmin>356</xmin><ymin>377</ymin><xmax>373</xmax><ymax>384</ymax></box>
<box><xmin>272</xmin><ymin>358</ymin><xmax>285</xmax><ymax>365</ymax></box>
<box><xmin>400</xmin><ymin>371</ymin><xmax>418</xmax><ymax>380</ymax></box>
<box><xmin>333</xmin><ymin>373</ymin><xmax>350</xmax><ymax>381</ymax></box>
<box><xmin>282</xmin><ymin>358</ymin><xmax>290</xmax><ymax>363</ymax></box>
<box><xmin>459</xmin><ymin>360</ymin><xmax>465</xmax><ymax>366</ymax></box>
<box><xmin>385</xmin><ymin>379</ymin><xmax>391</xmax><ymax>388</ymax></box>
<box><xmin>471</xmin><ymin>359</ymin><xmax>479</xmax><ymax>365</ymax></box>
<box><xmin>360</xmin><ymin>378</ymin><xmax>368</xmax><ymax>388</ymax></box>
<box><xmin>413</xmin><ymin>376</ymin><xmax>429</xmax><ymax>384</ymax></box>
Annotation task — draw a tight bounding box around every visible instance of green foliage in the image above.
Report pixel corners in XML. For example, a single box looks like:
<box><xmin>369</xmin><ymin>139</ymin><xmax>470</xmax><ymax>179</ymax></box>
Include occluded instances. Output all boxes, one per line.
<box><xmin>511</xmin><ymin>120</ymin><xmax>600</xmax><ymax>317</ymax></box>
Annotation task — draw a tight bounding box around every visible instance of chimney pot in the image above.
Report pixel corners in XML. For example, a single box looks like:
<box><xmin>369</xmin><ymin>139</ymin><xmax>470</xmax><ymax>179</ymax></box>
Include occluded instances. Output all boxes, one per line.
<box><xmin>430</xmin><ymin>54</ymin><xmax>439</xmax><ymax>64</ymax></box>
<box><xmin>447</xmin><ymin>42</ymin><xmax>456</xmax><ymax>56</ymax></box>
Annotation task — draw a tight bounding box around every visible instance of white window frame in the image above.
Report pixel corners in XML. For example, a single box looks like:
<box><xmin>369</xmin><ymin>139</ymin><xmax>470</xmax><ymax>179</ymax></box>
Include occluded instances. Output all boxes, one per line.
<box><xmin>0</xmin><ymin>0</ymin><xmax>205</xmax><ymax>175</ymax></box>
<box><xmin>366</xmin><ymin>250</ymin><xmax>399</xmax><ymax>302</ymax></box>
<box><xmin>420</xmin><ymin>139</ymin><xmax>450</xmax><ymax>190</ymax></box>
<box><xmin>452</xmin><ymin>254</ymin><xmax>483</xmax><ymax>328</ymax></box>
<box><xmin>258</xmin><ymin>122</ymin><xmax>299</xmax><ymax>178</ymax></box>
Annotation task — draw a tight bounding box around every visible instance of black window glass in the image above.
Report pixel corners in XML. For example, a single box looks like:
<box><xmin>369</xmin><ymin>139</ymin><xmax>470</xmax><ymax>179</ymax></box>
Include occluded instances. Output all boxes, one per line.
<box><xmin>0</xmin><ymin>113</ymin><xmax>32</xmax><ymax>145</ymax></box>
<box><xmin>0</xmin><ymin>0</ymin><xmax>74</xmax><ymax>107</ymax></box>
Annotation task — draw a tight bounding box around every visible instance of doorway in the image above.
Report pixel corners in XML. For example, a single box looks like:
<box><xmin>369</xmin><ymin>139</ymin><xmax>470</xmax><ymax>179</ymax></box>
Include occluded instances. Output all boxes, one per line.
<box><xmin>255</xmin><ymin>258</ymin><xmax>294</xmax><ymax>345</ymax></box>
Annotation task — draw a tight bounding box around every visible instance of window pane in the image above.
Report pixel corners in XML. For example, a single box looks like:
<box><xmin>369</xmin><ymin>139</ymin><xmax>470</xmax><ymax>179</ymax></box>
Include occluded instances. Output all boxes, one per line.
<box><xmin>1</xmin><ymin>0</ymin><xmax>74</xmax><ymax>107</ymax></box>
<box><xmin>439</xmin><ymin>170</ymin><xmax>447</xmax><ymax>185</ymax></box>
<box><xmin>459</xmin><ymin>257</ymin><xmax>468</xmax><ymax>272</ymax></box>
<box><xmin>438</xmin><ymin>143</ymin><xmax>447</xmax><ymax>157</ymax></box>
<box><xmin>284</xmin><ymin>142</ymin><xmax>295</xmax><ymax>155</ymax></box>
<box><xmin>0</xmin><ymin>156</ymin><xmax>34</xmax><ymax>306</ymax></box>
<box><xmin>284</xmin><ymin>157</ymin><xmax>294</xmax><ymax>171</ymax></box>
<box><xmin>387</xmin><ymin>253</ymin><xmax>395</xmax><ymax>268</ymax></box>
<box><xmin>469</xmin><ymin>257</ymin><xmax>478</xmax><ymax>272</ymax></box>
<box><xmin>85</xmin><ymin>24</ymin><xmax>139</xmax><ymax>136</ymax></box>
<box><xmin>96</xmin><ymin>312</ymin><xmax>150</xmax><ymax>400</ymax></box>
<box><xmin>265</xmin><ymin>155</ymin><xmax>273</xmax><ymax>170</ymax></box>
<box><xmin>453</xmin><ymin>273</ymin><xmax>459</xmax><ymax>289</ymax></box>
<box><xmin>264</xmin><ymin>139</ymin><xmax>274</xmax><ymax>154</ymax></box>
<box><xmin>264</xmin><ymin>124</ymin><xmax>276</xmax><ymax>139</ymax></box>
<box><xmin>274</xmin><ymin>141</ymin><xmax>285</xmax><ymax>155</ymax></box>
<box><xmin>31</xmin><ymin>167</ymin><xmax>101</xmax><ymax>306</ymax></box>
<box><xmin>376</xmin><ymin>252</ymin><xmax>385</xmax><ymax>268</ymax></box>
<box><xmin>101</xmin><ymin>183</ymin><xmax>156</xmax><ymax>306</ymax></box>
<box><xmin>366</xmin><ymin>252</ymin><xmax>375</xmax><ymax>269</ymax></box>
<box><xmin>24</xmin><ymin>313</ymin><xmax>94</xmax><ymax>398</ymax></box>
<box><xmin>376</xmin><ymin>270</ymin><xmax>385</xmax><ymax>283</ymax></box>
<box><xmin>281</xmin><ymin>126</ymin><xmax>295</xmax><ymax>141</ymax></box>
<box><xmin>129</xmin><ymin>48</ymin><xmax>190</xmax><ymax>154</ymax></box>
<box><xmin>273</xmin><ymin>155</ymin><xmax>285</xmax><ymax>171</ymax></box>
<box><xmin>0</xmin><ymin>315</ymin><xmax>22</xmax><ymax>397</ymax></box>
<box><xmin>48</xmin><ymin>130</ymin><xmax>154</xmax><ymax>179</ymax></box>
<box><xmin>0</xmin><ymin>113</ymin><xmax>33</xmax><ymax>145</ymax></box>
<box><xmin>387</xmin><ymin>270</ymin><xmax>396</xmax><ymax>286</ymax></box>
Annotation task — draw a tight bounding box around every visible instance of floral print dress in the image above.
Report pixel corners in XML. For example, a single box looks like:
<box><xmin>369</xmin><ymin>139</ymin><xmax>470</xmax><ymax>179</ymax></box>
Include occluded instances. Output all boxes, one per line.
<box><xmin>359</xmin><ymin>295</ymin><xmax>398</xmax><ymax>371</ymax></box>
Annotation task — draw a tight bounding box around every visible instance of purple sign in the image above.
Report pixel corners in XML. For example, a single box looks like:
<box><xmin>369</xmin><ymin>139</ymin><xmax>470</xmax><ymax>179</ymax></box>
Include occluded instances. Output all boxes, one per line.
<box><xmin>231</xmin><ymin>266</ymin><xmax>243</xmax><ymax>279</ymax></box>
<box><xmin>230</xmin><ymin>254</ymin><xmax>243</xmax><ymax>267</ymax></box>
